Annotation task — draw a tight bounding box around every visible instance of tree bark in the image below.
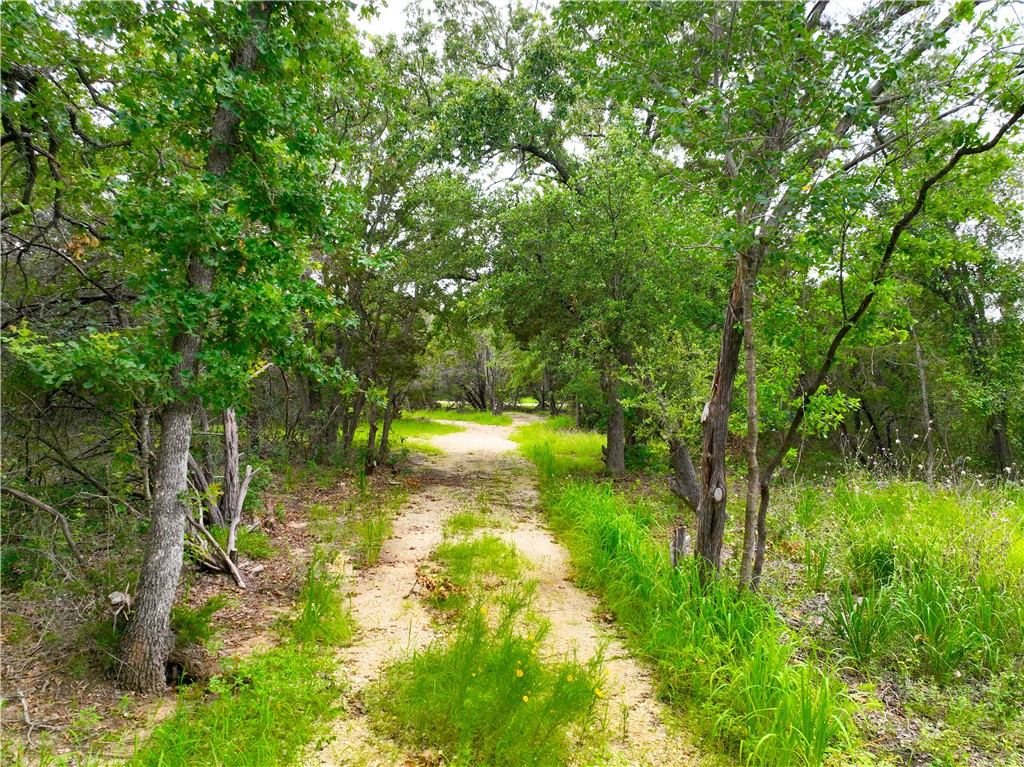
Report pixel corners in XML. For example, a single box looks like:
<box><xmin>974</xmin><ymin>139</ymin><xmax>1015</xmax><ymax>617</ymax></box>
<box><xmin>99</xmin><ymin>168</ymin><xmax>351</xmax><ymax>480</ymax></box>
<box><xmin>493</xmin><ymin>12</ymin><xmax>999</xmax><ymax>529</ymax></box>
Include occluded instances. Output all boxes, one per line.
<box><xmin>605</xmin><ymin>374</ymin><xmax>625</xmax><ymax>476</ymax></box>
<box><xmin>695</xmin><ymin>264</ymin><xmax>746</xmax><ymax>578</ymax></box>
<box><xmin>117</xmin><ymin>5</ymin><xmax>266</xmax><ymax>692</ymax></box>
<box><xmin>668</xmin><ymin>437</ymin><xmax>700</xmax><ymax>512</ymax></box>
<box><xmin>221</xmin><ymin>407</ymin><xmax>239</xmax><ymax>530</ymax></box>
<box><xmin>738</xmin><ymin>263</ymin><xmax>761</xmax><ymax>589</ymax></box>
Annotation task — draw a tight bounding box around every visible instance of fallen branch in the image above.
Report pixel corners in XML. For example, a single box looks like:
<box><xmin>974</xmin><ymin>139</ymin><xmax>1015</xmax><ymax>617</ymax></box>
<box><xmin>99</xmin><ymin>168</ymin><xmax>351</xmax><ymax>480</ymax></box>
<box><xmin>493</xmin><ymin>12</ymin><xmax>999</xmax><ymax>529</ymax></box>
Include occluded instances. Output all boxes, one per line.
<box><xmin>185</xmin><ymin>514</ymin><xmax>246</xmax><ymax>588</ymax></box>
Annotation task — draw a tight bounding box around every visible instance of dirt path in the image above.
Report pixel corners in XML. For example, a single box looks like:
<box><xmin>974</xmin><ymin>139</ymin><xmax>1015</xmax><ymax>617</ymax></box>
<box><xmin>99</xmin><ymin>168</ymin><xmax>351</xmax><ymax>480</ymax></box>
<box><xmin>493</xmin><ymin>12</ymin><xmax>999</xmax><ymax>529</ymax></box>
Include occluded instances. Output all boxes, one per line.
<box><xmin>317</xmin><ymin>415</ymin><xmax>712</xmax><ymax>767</ymax></box>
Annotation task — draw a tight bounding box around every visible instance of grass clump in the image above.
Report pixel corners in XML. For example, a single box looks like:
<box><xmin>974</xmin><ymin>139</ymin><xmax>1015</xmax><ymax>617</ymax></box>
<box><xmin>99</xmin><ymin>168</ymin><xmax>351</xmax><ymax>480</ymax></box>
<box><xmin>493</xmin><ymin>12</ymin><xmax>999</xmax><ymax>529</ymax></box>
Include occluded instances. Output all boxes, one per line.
<box><xmin>171</xmin><ymin>594</ymin><xmax>230</xmax><ymax>649</ymax></box>
<box><xmin>210</xmin><ymin>526</ymin><xmax>276</xmax><ymax>560</ymax></box>
<box><xmin>512</xmin><ymin>418</ymin><xmax>605</xmax><ymax>479</ymax></box>
<box><xmin>426</xmin><ymin>534</ymin><xmax>522</xmax><ymax>612</ymax></box>
<box><xmin>129</xmin><ymin>644</ymin><xmax>340</xmax><ymax>767</ymax></box>
<box><xmin>407</xmin><ymin>408</ymin><xmax>513</xmax><ymax>426</ymax></box>
<box><xmin>291</xmin><ymin>548</ymin><xmax>354</xmax><ymax>647</ymax></box>
<box><xmin>443</xmin><ymin>509</ymin><xmax>497</xmax><ymax>537</ymax></box>
<box><xmin>367</xmin><ymin>587</ymin><xmax>605</xmax><ymax>767</ymax></box>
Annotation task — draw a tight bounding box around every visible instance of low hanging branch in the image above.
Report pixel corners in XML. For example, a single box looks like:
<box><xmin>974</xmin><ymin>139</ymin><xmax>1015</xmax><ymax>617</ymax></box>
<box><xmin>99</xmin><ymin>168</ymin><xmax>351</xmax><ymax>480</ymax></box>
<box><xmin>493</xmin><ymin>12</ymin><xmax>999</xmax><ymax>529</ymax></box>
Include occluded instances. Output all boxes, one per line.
<box><xmin>1</xmin><ymin>486</ymin><xmax>87</xmax><ymax>571</ymax></box>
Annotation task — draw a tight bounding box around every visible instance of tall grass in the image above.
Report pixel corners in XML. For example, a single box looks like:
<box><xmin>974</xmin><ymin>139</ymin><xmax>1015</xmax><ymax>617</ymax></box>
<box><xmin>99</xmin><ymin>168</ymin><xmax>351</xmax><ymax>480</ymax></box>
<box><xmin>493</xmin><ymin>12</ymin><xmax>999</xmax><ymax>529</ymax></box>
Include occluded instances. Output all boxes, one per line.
<box><xmin>291</xmin><ymin>548</ymin><xmax>354</xmax><ymax>646</ymax></box>
<box><xmin>129</xmin><ymin>644</ymin><xmax>341</xmax><ymax>767</ymax></box>
<box><xmin>542</xmin><ymin>481</ymin><xmax>854</xmax><ymax>766</ymax></box>
<box><xmin>511</xmin><ymin>419</ymin><xmax>605</xmax><ymax>478</ymax></box>
<box><xmin>367</xmin><ymin>586</ymin><xmax>605</xmax><ymax>767</ymax></box>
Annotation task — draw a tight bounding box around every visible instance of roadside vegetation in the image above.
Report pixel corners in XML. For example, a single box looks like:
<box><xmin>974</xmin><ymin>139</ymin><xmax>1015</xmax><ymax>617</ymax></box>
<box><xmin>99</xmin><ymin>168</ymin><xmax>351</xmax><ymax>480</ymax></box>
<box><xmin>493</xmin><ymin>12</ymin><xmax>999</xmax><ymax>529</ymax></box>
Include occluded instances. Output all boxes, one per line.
<box><xmin>515</xmin><ymin>418</ymin><xmax>1024</xmax><ymax>765</ymax></box>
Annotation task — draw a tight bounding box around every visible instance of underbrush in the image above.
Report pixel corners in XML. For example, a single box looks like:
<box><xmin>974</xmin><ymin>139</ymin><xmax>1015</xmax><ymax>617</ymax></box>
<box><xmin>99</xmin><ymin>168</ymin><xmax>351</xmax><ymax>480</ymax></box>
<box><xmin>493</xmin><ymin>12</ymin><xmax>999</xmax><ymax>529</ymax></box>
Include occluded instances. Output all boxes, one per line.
<box><xmin>407</xmin><ymin>408</ymin><xmax>513</xmax><ymax>426</ymax></box>
<box><xmin>367</xmin><ymin>586</ymin><xmax>605</xmax><ymax>767</ymax></box>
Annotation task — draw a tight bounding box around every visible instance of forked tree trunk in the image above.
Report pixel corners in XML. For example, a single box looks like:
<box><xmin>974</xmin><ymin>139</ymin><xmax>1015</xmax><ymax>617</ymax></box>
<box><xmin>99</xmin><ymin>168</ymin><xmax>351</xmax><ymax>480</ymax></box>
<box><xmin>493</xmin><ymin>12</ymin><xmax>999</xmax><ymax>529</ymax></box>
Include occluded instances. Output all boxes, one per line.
<box><xmin>694</xmin><ymin>265</ymin><xmax>746</xmax><ymax>579</ymax></box>
<box><xmin>117</xmin><ymin>5</ymin><xmax>266</xmax><ymax>692</ymax></box>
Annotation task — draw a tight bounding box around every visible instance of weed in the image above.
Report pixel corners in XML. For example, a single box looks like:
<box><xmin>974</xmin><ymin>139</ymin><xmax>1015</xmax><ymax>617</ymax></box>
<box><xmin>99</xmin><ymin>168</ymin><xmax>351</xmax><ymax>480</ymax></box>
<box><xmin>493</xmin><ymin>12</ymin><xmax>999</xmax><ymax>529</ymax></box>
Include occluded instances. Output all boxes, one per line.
<box><xmin>291</xmin><ymin>548</ymin><xmax>353</xmax><ymax>646</ymax></box>
<box><xmin>170</xmin><ymin>593</ymin><xmax>229</xmax><ymax>648</ymax></box>
<box><xmin>426</xmin><ymin>535</ymin><xmax>523</xmax><ymax>612</ymax></box>
<box><xmin>443</xmin><ymin>509</ymin><xmax>495</xmax><ymax>537</ymax></box>
<box><xmin>367</xmin><ymin>587</ymin><xmax>605</xmax><ymax>767</ymax></box>
<box><xmin>804</xmin><ymin>541</ymin><xmax>830</xmax><ymax>592</ymax></box>
<box><xmin>824</xmin><ymin>580</ymin><xmax>893</xmax><ymax>664</ymax></box>
<box><xmin>354</xmin><ymin>509</ymin><xmax>392</xmax><ymax>567</ymax></box>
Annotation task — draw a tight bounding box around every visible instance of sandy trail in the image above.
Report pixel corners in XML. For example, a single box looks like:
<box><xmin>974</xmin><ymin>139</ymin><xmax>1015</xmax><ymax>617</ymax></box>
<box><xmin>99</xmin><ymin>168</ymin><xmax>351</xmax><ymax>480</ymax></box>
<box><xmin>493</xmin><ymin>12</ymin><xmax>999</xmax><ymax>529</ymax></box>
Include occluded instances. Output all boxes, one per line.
<box><xmin>317</xmin><ymin>415</ymin><xmax>710</xmax><ymax>767</ymax></box>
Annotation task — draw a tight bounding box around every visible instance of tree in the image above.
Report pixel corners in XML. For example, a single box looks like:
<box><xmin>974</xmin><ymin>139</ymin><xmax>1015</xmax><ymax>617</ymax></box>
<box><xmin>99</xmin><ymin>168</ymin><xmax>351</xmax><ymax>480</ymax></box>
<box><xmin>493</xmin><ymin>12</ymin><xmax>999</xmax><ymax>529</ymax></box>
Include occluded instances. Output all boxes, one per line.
<box><xmin>559</xmin><ymin>0</ymin><xmax>1024</xmax><ymax>583</ymax></box>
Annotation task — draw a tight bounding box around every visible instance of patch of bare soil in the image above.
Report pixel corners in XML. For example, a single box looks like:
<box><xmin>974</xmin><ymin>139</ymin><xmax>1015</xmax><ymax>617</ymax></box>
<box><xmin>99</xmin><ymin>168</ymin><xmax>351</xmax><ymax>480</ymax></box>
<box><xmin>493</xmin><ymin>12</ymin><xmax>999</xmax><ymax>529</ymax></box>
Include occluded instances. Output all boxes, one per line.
<box><xmin>317</xmin><ymin>416</ymin><xmax>714</xmax><ymax>767</ymax></box>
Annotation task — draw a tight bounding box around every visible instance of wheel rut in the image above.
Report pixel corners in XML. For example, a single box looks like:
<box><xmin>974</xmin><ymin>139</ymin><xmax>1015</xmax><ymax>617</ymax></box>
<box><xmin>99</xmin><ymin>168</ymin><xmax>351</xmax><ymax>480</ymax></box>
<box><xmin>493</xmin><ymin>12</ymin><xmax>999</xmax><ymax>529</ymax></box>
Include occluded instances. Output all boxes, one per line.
<box><xmin>316</xmin><ymin>415</ymin><xmax>711</xmax><ymax>767</ymax></box>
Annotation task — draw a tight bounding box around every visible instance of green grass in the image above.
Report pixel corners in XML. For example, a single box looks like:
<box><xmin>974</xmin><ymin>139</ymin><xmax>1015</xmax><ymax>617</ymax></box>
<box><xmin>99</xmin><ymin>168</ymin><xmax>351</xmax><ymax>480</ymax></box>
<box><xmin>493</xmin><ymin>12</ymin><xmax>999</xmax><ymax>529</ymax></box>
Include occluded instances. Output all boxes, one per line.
<box><xmin>128</xmin><ymin>546</ymin><xmax>353</xmax><ymax>767</ymax></box>
<box><xmin>210</xmin><ymin>526</ymin><xmax>276</xmax><ymax>560</ymax></box>
<box><xmin>443</xmin><ymin>509</ymin><xmax>497</xmax><ymax>537</ymax></box>
<box><xmin>129</xmin><ymin>644</ymin><xmax>341</xmax><ymax>767</ymax></box>
<box><xmin>425</xmin><ymin>534</ymin><xmax>523</xmax><ymax>612</ymax></box>
<box><xmin>511</xmin><ymin>417</ymin><xmax>605</xmax><ymax>479</ymax></box>
<box><xmin>367</xmin><ymin>586</ymin><xmax>606</xmax><ymax>767</ymax></box>
<box><xmin>539</xmin><ymin>482</ymin><xmax>855</xmax><ymax>766</ymax></box>
<box><xmin>407</xmin><ymin>408</ymin><xmax>514</xmax><ymax>427</ymax></box>
<box><xmin>307</xmin><ymin>485</ymin><xmax>406</xmax><ymax>567</ymax></box>
<box><xmin>290</xmin><ymin>548</ymin><xmax>354</xmax><ymax>647</ymax></box>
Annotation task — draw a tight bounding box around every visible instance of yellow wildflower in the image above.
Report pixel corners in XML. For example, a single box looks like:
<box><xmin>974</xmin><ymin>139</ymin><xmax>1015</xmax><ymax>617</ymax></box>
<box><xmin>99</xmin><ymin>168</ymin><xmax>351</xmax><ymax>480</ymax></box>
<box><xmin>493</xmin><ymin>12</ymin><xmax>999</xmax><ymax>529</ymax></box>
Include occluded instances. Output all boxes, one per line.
<box><xmin>567</xmin><ymin>674</ymin><xmax>574</xmax><ymax>682</ymax></box>
<box><xmin>516</xmin><ymin>669</ymin><xmax>524</xmax><ymax>677</ymax></box>
<box><xmin>523</xmin><ymin>695</ymin><xmax>529</xmax><ymax>702</ymax></box>
<box><xmin>595</xmin><ymin>688</ymin><xmax>604</xmax><ymax>698</ymax></box>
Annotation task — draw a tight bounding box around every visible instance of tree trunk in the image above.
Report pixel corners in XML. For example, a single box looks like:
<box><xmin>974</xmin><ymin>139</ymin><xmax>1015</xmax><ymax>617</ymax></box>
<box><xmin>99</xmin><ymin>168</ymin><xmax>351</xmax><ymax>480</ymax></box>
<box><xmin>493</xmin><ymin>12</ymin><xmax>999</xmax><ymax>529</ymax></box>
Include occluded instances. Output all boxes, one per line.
<box><xmin>695</xmin><ymin>263</ymin><xmax>746</xmax><ymax>579</ymax></box>
<box><xmin>605</xmin><ymin>375</ymin><xmax>625</xmax><ymax>476</ymax></box>
<box><xmin>342</xmin><ymin>392</ymin><xmax>365</xmax><ymax>450</ymax></box>
<box><xmin>991</xmin><ymin>409</ymin><xmax>1013</xmax><ymax>475</ymax></box>
<box><xmin>221</xmin><ymin>407</ymin><xmax>239</xmax><ymax>531</ymax></box>
<box><xmin>738</xmin><ymin>264</ymin><xmax>761</xmax><ymax>590</ymax></box>
<box><xmin>365</xmin><ymin>403</ymin><xmax>379</xmax><ymax>475</ymax></box>
<box><xmin>668</xmin><ymin>438</ymin><xmax>700</xmax><ymax>512</ymax></box>
<box><xmin>117</xmin><ymin>5</ymin><xmax>266</xmax><ymax>692</ymax></box>
<box><xmin>136</xmin><ymin>404</ymin><xmax>152</xmax><ymax>501</ymax></box>
<box><xmin>912</xmin><ymin>327</ymin><xmax>935</xmax><ymax>485</ymax></box>
<box><xmin>117</xmin><ymin>397</ymin><xmax>199</xmax><ymax>691</ymax></box>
